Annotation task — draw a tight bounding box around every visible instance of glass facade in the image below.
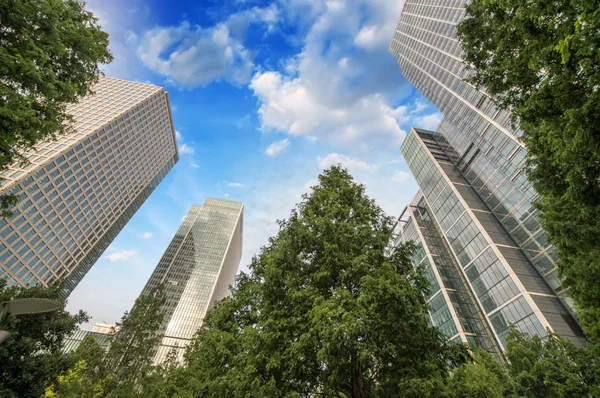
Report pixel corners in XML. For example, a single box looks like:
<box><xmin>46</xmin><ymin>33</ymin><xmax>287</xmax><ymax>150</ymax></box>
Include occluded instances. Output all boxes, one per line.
<box><xmin>391</xmin><ymin>129</ymin><xmax>585</xmax><ymax>355</ymax></box>
<box><xmin>389</xmin><ymin>1</ymin><xmax>569</xmax><ymax>312</ymax></box>
<box><xmin>62</xmin><ymin>322</ymin><xmax>114</xmax><ymax>353</ymax></box>
<box><xmin>388</xmin><ymin>1</ymin><xmax>585</xmax><ymax>351</ymax></box>
<box><xmin>0</xmin><ymin>77</ymin><xmax>178</xmax><ymax>295</ymax></box>
<box><xmin>138</xmin><ymin>198</ymin><xmax>243</xmax><ymax>363</ymax></box>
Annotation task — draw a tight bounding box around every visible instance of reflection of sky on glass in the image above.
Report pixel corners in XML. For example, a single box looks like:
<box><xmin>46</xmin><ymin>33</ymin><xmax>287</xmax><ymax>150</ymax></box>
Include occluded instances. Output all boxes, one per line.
<box><xmin>140</xmin><ymin>198</ymin><xmax>243</xmax><ymax>362</ymax></box>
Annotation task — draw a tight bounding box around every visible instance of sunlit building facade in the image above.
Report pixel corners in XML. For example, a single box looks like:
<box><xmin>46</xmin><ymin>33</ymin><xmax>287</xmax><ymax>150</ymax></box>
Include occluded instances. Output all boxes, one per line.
<box><xmin>0</xmin><ymin>77</ymin><xmax>178</xmax><ymax>295</ymax></box>
<box><xmin>139</xmin><ymin>198</ymin><xmax>243</xmax><ymax>363</ymax></box>
<box><xmin>390</xmin><ymin>129</ymin><xmax>585</xmax><ymax>358</ymax></box>
<box><xmin>63</xmin><ymin>322</ymin><xmax>116</xmax><ymax>353</ymax></box>
<box><xmin>388</xmin><ymin>1</ymin><xmax>585</xmax><ymax>353</ymax></box>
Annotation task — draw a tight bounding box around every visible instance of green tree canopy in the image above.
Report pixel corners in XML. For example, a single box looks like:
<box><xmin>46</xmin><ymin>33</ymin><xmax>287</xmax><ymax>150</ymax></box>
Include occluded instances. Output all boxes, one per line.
<box><xmin>45</xmin><ymin>286</ymin><xmax>167</xmax><ymax>397</ymax></box>
<box><xmin>0</xmin><ymin>0</ymin><xmax>112</xmax><ymax>216</ymax></box>
<box><xmin>457</xmin><ymin>0</ymin><xmax>600</xmax><ymax>341</ymax></box>
<box><xmin>178</xmin><ymin>166</ymin><xmax>468</xmax><ymax>397</ymax></box>
<box><xmin>0</xmin><ymin>279</ymin><xmax>88</xmax><ymax>398</ymax></box>
<box><xmin>449</xmin><ymin>328</ymin><xmax>600</xmax><ymax>398</ymax></box>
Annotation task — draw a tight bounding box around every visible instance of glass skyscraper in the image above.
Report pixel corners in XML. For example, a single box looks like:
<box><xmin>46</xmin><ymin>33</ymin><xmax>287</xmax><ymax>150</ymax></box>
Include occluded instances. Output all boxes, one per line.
<box><xmin>388</xmin><ymin>1</ymin><xmax>585</xmax><ymax>353</ymax></box>
<box><xmin>63</xmin><ymin>322</ymin><xmax>115</xmax><ymax>353</ymax></box>
<box><xmin>138</xmin><ymin>198</ymin><xmax>243</xmax><ymax>363</ymax></box>
<box><xmin>0</xmin><ymin>77</ymin><xmax>178</xmax><ymax>294</ymax></box>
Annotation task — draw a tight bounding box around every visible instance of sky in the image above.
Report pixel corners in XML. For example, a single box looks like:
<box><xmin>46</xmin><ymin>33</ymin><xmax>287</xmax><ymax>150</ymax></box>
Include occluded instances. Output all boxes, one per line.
<box><xmin>66</xmin><ymin>0</ymin><xmax>441</xmax><ymax>327</ymax></box>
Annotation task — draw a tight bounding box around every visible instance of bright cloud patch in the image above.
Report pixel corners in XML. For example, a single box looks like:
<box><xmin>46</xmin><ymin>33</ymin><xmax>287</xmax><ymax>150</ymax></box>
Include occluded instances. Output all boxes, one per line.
<box><xmin>225</xmin><ymin>182</ymin><xmax>244</xmax><ymax>187</ymax></box>
<box><xmin>265</xmin><ymin>138</ymin><xmax>290</xmax><ymax>156</ymax></box>
<box><xmin>317</xmin><ymin>153</ymin><xmax>377</xmax><ymax>173</ymax></box>
<box><xmin>178</xmin><ymin>143</ymin><xmax>195</xmax><ymax>155</ymax></box>
<box><xmin>141</xmin><ymin>232</ymin><xmax>153</xmax><ymax>239</ymax></box>
<box><xmin>105</xmin><ymin>250</ymin><xmax>137</xmax><ymax>262</ymax></box>
<box><xmin>137</xmin><ymin>5</ymin><xmax>279</xmax><ymax>87</ymax></box>
<box><xmin>392</xmin><ymin>170</ymin><xmax>410</xmax><ymax>183</ymax></box>
<box><xmin>249</xmin><ymin>0</ymin><xmax>415</xmax><ymax>147</ymax></box>
<box><xmin>415</xmin><ymin>113</ymin><xmax>443</xmax><ymax>130</ymax></box>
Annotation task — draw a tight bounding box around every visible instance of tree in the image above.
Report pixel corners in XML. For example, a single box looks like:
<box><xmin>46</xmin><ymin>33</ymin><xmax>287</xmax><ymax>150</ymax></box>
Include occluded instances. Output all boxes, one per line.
<box><xmin>0</xmin><ymin>0</ymin><xmax>112</xmax><ymax>216</ymax></box>
<box><xmin>457</xmin><ymin>0</ymin><xmax>600</xmax><ymax>341</ymax></box>
<box><xmin>448</xmin><ymin>350</ymin><xmax>507</xmax><ymax>398</ymax></box>
<box><xmin>180</xmin><ymin>166</ymin><xmax>468</xmax><ymax>397</ymax></box>
<box><xmin>0</xmin><ymin>279</ymin><xmax>88</xmax><ymax>398</ymax></box>
<box><xmin>505</xmin><ymin>328</ymin><xmax>600</xmax><ymax>397</ymax></box>
<box><xmin>44</xmin><ymin>336</ymin><xmax>111</xmax><ymax>398</ymax></box>
<box><xmin>45</xmin><ymin>286</ymin><xmax>167</xmax><ymax>397</ymax></box>
<box><xmin>448</xmin><ymin>328</ymin><xmax>600</xmax><ymax>398</ymax></box>
<box><xmin>98</xmin><ymin>285</ymin><xmax>166</xmax><ymax>396</ymax></box>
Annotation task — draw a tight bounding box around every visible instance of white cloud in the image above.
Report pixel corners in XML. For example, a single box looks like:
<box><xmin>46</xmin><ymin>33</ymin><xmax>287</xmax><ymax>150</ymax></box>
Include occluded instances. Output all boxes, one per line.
<box><xmin>104</xmin><ymin>250</ymin><xmax>138</xmax><ymax>262</ymax></box>
<box><xmin>265</xmin><ymin>138</ymin><xmax>290</xmax><ymax>156</ymax></box>
<box><xmin>415</xmin><ymin>113</ymin><xmax>443</xmax><ymax>131</ymax></box>
<box><xmin>392</xmin><ymin>170</ymin><xmax>410</xmax><ymax>183</ymax></box>
<box><xmin>190</xmin><ymin>162</ymin><xmax>200</xmax><ymax>169</ymax></box>
<box><xmin>178</xmin><ymin>143</ymin><xmax>195</xmax><ymax>155</ymax></box>
<box><xmin>354</xmin><ymin>26</ymin><xmax>378</xmax><ymax>51</ymax></box>
<box><xmin>303</xmin><ymin>178</ymin><xmax>319</xmax><ymax>190</ymax></box>
<box><xmin>141</xmin><ymin>232</ymin><xmax>153</xmax><ymax>239</ymax></box>
<box><xmin>317</xmin><ymin>153</ymin><xmax>378</xmax><ymax>173</ymax></box>
<box><xmin>136</xmin><ymin>5</ymin><xmax>279</xmax><ymax>87</ymax></box>
<box><xmin>175</xmin><ymin>130</ymin><xmax>183</xmax><ymax>142</ymax></box>
<box><xmin>249</xmin><ymin>0</ymin><xmax>410</xmax><ymax>147</ymax></box>
<box><xmin>225</xmin><ymin>182</ymin><xmax>244</xmax><ymax>187</ymax></box>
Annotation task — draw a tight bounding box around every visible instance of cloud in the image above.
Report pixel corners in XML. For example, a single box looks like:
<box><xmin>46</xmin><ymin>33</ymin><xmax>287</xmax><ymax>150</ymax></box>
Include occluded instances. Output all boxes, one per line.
<box><xmin>141</xmin><ymin>232</ymin><xmax>153</xmax><ymax>239</ymax></box>
<box><xmin>190</xmin><ymin>162</ymin><xmax>200</xmax><ymax>169</ymax></box>
<box><xmin>175</xmin><ymin>130</ymin><xmax>183</xmax><ymax>141</ymax></box>
<box><xmin>249</xmin><ymin>0</ymin><xmax>410</xmax><ymax>147</ymax></box>
<box><xmin>317</xmin><ymin>153</ymin><xmax>378</xmax><ymax>173</ymax></box>
<box><xmin>265</xmin><ymin>138</ymin><xmax>290</xmax><ymax>156</ymax></box>
<box><xmin>225</xmin><ymin>182</ymin><xmax>244</xmax><ymax>187</ymax></box>
<box><xmin>354</xmin><ymin>26</ymin><xmax>378</xmax><ymax>51</ymax></box>
<box><xmin>392</xmin><ymin>170</ymin><xmax>410</xmax><ymax>183</ymax></box>
<box><xmin>178</xmin><ymin>143</ymin><xmax>195</xmax><ymax>155</ymax></box>
<box><xmin>303</xmin><ymin>178</ymin><xmax>319</xmax><ymax>190</ymax></box>
<box><xmin>104</xmin><ymin>250</ymin><xmax>138</xmax><ymax>262</ymax></box>
<box><xmin>415</xmin><ymin>113</ymin><xmax>443</xmax><ymax>131</ymax></box>
<box><xmin>136</xmin><ymin>5</ymin><xmax>279</xmax><ymax>87</ymax></box>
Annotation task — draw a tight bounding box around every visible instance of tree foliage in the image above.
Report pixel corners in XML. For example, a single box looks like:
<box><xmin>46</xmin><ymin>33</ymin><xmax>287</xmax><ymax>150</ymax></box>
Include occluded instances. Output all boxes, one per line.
<box><xmin>0</xmin><ymin>0</ymin><xmax>112</xmax><ymax>216</ymax></box>
<box><xmin>0</xmin><ymin>279</ymin><xmax>88</xmax><ymax>398</ymax></box>
<box><xmin>457</xmin><ymin>0</ymin><xmax>600</xmax><ymax>341</ymax></box>
<box><xmin>176</xmin><ymin>166</ymin><xmax>468</xmax><ymax>397</ymax></box>
<box><xmin>45</xmin><ymin>285</ymin><xmax>167</xmax><ymax>397</ymax></box>
<box><xmin>450</xmin><ymin>328</ymin><xmax>600</xmax><ymax>397</ymax></box>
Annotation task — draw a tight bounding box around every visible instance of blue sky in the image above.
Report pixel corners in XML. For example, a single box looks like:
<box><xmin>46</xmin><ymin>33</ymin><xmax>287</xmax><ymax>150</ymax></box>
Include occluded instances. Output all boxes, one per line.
<box><xmin>66</xmin><ymin>0</ymin><xmax>441</xmax><ymax>327</ymax></box>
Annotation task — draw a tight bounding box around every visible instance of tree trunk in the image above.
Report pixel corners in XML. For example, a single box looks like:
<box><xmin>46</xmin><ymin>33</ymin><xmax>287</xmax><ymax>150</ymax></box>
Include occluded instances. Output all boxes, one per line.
<box><xmin>351</xmin><ymin>356</ymin><xmax>365</xmax><ymax>398</ymax></box>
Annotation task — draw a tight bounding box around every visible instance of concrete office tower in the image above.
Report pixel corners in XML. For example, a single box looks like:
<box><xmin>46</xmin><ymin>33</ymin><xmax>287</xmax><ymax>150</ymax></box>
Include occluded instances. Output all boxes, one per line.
<box><xmin>390</xmin><ymin>129</ymin><xmax>586</xmax><ymax>358</ymax></box>
<box><xmin>139</xmin><ymin>198</ymin><xmax>243</xmax><ymax>363</ymax></box>
<box><xmin>388</xmin><ymin>2</ymin><xmax>584</xmax><ymax>351</ymax></box>
<box><xmin>0</xmin><ymin>77</ymin><xmax>178</xmax><ymax>294</ymax></box>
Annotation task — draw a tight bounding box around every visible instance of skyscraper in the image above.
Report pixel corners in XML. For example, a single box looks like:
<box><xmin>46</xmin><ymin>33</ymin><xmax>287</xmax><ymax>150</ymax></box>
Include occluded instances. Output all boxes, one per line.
<box><xmin>138</xmin><ymin>198</ymin><xmax>243</xmax><ymax>363</ymax></box>
<box><xmin>388</xmin><ymin>1</ymin><xmax>584</xmax><ymax>353</ymax></box>
<box><xmin>0</xmin><ymin>77</ymin><xmax>178</xmax><ymax>295</ymax></box>
<box><xmin>63</xmin><ymin>322</ymin><xmax>116</xmax><ymax>354</ymax></box>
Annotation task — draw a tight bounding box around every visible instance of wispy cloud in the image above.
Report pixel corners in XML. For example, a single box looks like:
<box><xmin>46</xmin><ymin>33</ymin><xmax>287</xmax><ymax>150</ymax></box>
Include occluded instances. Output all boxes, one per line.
<box><xmin>249</xmin><ymin>0</ymin><xmax>409</xmax><ymax>147</ymax></box>
<box><xmin>141</xmin><ymin>232</ymin><xmax>153</xmax><ymax>239</ymax></box>
<box><xmin>104</xmin><ymin>250</ymin><xmax>138</xmax><ymax>262</ymax></box>
<box><xmin>392</xmin><ymin>170</ymin><xmax>410</xmax><ymax>183</ymax></box>
<box><xmin>136</xmin><ymin>5</ymin><xmax>279</xmax><ymax>87</ymax></box>
<box><xmin>265</xmin><ymin>138</ymin><xmax>289</xmax><ymax>156</ymax></box>
<box><xmin>317</xmin><ymin>153</ymin><xmax>378</xmax><ymax>173</ymax></box>
<box><xmin>225</xmin><ymin>181</ymin><xmax>244</xmax><ymax>187</ymax></box>
<box><xmin>179</xmin><ymin>143</ymin><xmax>195</xmax><ymax>155</ymax></box>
